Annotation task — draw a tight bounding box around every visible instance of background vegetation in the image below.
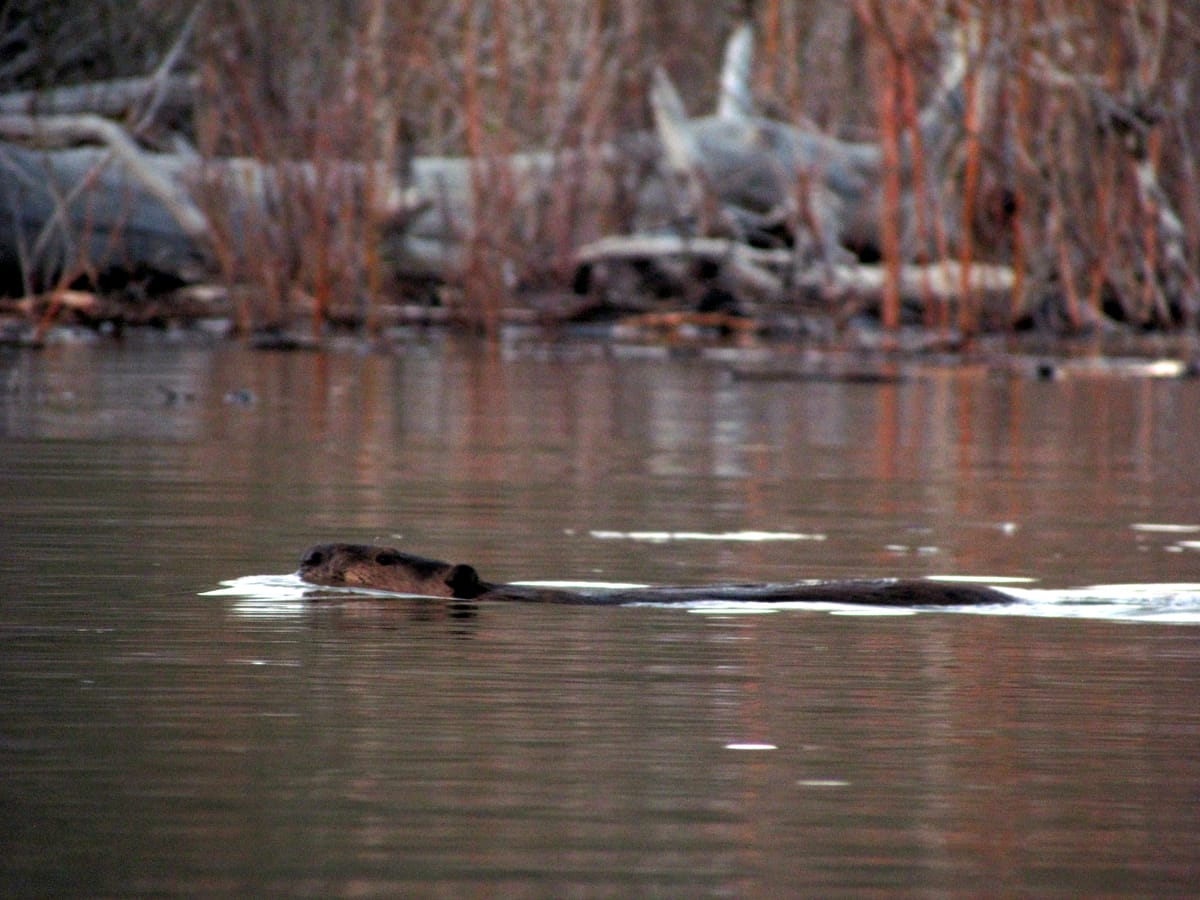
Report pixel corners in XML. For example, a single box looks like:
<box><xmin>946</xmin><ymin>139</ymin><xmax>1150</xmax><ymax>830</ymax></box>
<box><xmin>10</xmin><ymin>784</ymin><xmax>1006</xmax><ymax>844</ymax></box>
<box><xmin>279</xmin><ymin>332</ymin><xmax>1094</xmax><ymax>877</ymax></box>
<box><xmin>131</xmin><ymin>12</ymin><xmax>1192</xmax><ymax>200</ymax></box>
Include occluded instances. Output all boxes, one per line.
<box><xmin>2</xmin><ymin>0</ymin><xmax>1198</xmax><ymax>335</ymax></box>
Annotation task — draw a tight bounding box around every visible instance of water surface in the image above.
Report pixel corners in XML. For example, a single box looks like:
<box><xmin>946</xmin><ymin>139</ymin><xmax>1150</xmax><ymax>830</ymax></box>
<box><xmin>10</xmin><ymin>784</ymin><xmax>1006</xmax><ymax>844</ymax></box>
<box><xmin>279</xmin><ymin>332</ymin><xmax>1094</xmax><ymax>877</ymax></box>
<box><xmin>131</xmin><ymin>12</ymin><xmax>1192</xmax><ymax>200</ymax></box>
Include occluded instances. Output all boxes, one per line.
<box><xmin>3</xmin><ymin>336</ymin><xmax>1199</xmax><ymax>896</ymax></box>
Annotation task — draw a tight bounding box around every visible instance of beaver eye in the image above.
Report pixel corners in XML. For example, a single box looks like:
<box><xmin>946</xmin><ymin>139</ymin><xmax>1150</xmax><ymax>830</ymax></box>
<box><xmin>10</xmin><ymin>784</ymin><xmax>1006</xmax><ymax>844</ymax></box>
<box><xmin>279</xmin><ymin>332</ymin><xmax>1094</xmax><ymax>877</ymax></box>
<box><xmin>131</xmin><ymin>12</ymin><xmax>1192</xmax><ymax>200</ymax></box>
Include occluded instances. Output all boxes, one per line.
<box><xmin>302</xmin><ymin>549</ymin><xmax>326</xmax><ymax>566</ymax></box>
<box><xmin>375</xmin><ymin>551</ymin><xmax>402</xmax><ymax>566</ymax></box>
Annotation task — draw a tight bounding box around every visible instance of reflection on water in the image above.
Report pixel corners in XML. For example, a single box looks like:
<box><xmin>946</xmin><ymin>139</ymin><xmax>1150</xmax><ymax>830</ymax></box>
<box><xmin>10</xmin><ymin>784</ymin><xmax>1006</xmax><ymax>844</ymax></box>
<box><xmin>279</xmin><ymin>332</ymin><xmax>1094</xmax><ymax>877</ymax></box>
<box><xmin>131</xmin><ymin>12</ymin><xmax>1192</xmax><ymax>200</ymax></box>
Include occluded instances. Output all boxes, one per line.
<box><xmin>211</xmin><ymin>573</ymin><xmax>1200</xmax><ymax>624</ymax></box>
<box><xmin>3</xmin><ymin>337</ymin><xmax>1200</xmax><ymax>896</ymax></box>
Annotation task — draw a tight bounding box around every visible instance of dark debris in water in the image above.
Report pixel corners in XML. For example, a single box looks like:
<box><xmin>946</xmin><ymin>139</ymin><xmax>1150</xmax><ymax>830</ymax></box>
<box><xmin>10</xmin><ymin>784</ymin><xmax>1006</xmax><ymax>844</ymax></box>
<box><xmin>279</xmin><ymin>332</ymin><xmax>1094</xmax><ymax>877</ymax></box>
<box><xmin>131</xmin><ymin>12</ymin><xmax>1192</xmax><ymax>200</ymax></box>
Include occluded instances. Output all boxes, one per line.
<box><xmin>222</xmin><ymin>388</ymin><xmax>257</xmax><ymax>406</ymax></box>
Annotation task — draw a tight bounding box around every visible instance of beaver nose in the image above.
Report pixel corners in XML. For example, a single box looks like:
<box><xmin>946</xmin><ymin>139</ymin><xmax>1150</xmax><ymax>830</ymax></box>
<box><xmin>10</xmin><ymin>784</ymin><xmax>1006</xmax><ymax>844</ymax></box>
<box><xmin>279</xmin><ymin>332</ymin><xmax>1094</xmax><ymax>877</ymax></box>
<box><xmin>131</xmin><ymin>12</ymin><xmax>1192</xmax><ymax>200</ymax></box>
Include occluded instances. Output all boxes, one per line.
<box><xmin>302</xmin><ymin>549</ymin><xmax>326</xmax><ymax>567</ymax></box>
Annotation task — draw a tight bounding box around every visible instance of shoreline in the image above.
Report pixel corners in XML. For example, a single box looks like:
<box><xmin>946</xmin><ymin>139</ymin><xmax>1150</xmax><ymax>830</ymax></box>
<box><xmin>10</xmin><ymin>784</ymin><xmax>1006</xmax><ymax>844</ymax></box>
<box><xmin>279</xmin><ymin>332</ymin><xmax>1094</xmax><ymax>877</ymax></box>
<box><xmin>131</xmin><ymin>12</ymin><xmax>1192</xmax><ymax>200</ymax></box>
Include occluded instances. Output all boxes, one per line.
<box><xmin>3</xmin><ymin>310</ymin><xmax>1199</xmax><ymax>384</ymax></box>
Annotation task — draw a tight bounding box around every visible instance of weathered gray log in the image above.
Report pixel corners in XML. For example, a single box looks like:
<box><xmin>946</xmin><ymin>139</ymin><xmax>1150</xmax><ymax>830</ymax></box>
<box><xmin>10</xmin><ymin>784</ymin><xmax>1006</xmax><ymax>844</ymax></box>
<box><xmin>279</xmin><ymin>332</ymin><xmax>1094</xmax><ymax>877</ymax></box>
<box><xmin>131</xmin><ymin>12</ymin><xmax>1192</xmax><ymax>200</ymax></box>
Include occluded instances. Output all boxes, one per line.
<box><xmin>649</xmin><ymin>20</ymin><xmax>981</xmax><ymax>261</ymax></box>
<box><xmin>0</xmin><ymin>19</ymin><xmax>985</xmax><ymax>306</ymax></box>
<box><xmin>0</xmin><ymin>74</ymin><xmax>197</xmax><ymax>119</ymax></box>
<box><xmin>0</xmin><ymin>139</ymin><xmax>207</xmax><ymax>284</ymax></box>
<box><xmin>575</xmin><ymin>234</ymin><xmax>1016</xmax><ymax>310</ymax></box>
<box><xmin>0</xmin><ymin>122</ymin><xmax>422</xmax><ymax>288</ymax></box>
<box><xmin>397</xmin><ymin>19</ymin><xmax>983</xmax><ymax>278</ymax></box>
<box><xmin>0</xmin><ymin>114</ymin><xmax>208</xmax><ymax>237</ymax></box>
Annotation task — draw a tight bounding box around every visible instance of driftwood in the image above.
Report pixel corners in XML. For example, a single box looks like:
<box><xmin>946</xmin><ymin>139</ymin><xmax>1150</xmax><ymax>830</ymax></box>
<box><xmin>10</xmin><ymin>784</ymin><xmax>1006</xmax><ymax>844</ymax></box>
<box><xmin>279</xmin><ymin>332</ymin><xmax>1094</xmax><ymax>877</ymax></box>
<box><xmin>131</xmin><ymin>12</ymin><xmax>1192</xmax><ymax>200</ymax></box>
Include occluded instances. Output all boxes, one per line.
<box><xmin>0</xmin><ymin>138</ymin><xmax>202</xmax><ymax>285</ymax></box>
<box><xmin>576</xmin><ymin>235</ymin><xmax>1015</xmax><ymax>302</ymax></box>
<box><xmin>0</xmin><ymin>17</ymin><xmax>1003</xmax><ymax>330</ymax></box>
<box><xmin>648</xmin><ymin>22</ymin><xmax>979</xmax><ymax>260</ymax></box>
<box><xmin>0</xmin><ymin>1</ymin><xmax>212</xmax><ymax>292</ymax></box>
<box><xmin>0</xmin><ymin>125</ymin><xmax>426</xmax><ymax>290</ymax></box>
<box><xmin>394</xmin><ymin>21</ymin><xmax>979</xmax><ymax>282</ymax></box>
<box><xmin>575</xmin><ymin>234</ymin><xmax>1018</xmax><ymax>327</ymax></box>
<box><xmin>0</xmin><ymin>74</ymin><xmax>197</xmax><ymax>121</ymax></box>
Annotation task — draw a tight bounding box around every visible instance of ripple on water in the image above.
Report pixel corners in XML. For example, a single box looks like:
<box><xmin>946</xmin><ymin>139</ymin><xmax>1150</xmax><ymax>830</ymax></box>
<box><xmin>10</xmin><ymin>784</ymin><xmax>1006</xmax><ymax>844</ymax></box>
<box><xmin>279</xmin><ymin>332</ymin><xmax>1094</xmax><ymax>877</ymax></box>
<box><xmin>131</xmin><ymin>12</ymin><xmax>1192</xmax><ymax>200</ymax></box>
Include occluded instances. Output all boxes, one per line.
<box><xmin>203</xmin><ymin>576</ymin><xmax>1200</xmax><ymax>624</ymax></box>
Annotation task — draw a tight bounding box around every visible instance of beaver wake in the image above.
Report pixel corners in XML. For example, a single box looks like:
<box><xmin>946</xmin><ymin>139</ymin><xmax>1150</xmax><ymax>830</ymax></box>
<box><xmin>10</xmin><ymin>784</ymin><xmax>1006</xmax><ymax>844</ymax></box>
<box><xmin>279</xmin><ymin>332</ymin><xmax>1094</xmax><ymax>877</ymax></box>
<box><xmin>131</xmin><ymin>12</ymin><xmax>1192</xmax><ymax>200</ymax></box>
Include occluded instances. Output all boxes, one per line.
<box><xmin>203</xmin><ymin>546</ymin><xmax>1200</xmax><ymax>624</ymax></box>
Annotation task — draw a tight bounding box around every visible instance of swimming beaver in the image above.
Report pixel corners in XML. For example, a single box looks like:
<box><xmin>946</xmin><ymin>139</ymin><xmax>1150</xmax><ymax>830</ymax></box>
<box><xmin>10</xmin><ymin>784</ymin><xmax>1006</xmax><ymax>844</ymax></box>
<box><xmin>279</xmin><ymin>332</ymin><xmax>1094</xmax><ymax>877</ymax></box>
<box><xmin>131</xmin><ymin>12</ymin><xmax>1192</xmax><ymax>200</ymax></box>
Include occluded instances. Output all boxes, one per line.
<box><xmin>297</xmin><ymin>542</ymin><xmax>1011</xmax><ymax>607</ymax></box>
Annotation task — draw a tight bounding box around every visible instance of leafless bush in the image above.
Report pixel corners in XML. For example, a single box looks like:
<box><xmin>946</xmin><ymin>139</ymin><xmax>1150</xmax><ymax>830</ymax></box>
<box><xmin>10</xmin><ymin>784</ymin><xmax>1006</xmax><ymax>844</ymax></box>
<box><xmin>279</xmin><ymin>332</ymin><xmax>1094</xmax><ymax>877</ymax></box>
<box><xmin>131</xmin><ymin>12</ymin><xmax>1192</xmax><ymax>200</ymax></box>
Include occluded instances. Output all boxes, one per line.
<box><xmin>3</xmin><ymin>0</ymin><xmax>1198</xmax><ymax>334</ymax></box>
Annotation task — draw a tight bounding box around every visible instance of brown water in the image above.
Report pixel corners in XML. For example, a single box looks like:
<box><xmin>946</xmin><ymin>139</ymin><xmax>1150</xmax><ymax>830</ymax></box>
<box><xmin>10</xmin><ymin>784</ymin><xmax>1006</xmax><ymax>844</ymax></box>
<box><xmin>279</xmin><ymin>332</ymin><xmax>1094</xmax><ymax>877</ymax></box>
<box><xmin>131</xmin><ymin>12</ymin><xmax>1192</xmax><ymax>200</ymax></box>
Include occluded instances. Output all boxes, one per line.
<box><xmin>3</xmin><ymin>334</ymin><xmax>1200</xmax><ymax>897</ymax></box>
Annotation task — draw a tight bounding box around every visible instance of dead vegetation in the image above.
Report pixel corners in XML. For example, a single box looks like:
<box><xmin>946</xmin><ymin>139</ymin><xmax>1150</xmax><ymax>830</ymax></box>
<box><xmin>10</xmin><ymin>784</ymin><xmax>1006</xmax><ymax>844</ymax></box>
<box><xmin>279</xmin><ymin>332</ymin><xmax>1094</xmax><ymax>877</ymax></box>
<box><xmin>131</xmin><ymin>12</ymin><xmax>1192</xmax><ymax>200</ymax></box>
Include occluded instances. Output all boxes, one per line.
<box><xmin>0</xmin><ymin>0</ymin><xmax>1197</xmax><ymax>344</ymax></box>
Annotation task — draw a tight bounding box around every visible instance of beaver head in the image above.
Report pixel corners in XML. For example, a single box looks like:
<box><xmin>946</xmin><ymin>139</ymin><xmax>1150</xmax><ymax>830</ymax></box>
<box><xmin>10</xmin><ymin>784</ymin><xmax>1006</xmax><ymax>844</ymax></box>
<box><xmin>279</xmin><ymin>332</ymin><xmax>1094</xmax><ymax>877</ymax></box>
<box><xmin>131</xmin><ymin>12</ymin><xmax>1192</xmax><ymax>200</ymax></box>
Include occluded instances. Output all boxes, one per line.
<box><xmin>298</xmin><ymin>543</ymin><xmax>490</xmax><ymax>598</ymax></box>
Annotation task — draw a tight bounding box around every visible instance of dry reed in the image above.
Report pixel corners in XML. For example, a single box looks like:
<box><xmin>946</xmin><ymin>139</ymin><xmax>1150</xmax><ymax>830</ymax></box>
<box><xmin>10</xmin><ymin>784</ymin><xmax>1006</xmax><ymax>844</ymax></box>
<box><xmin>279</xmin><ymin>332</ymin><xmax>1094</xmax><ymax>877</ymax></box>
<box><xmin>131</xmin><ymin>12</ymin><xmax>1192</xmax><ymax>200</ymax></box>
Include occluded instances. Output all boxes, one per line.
<box><xmin>5</xmin><ymin>0</ymin><xmax>1199</xmax><ymax>335</ymax></box>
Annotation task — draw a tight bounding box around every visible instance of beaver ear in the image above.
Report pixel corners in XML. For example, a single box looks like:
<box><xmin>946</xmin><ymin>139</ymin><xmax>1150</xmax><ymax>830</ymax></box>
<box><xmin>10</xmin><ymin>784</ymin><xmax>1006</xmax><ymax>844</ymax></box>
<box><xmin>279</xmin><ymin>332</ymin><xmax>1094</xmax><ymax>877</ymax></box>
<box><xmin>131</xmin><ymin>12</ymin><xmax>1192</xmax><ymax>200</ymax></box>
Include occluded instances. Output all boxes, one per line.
<box><xmin>445</xmin><ymin>564</ymin><xmax>486</xmax><ymax>599</ymax></box>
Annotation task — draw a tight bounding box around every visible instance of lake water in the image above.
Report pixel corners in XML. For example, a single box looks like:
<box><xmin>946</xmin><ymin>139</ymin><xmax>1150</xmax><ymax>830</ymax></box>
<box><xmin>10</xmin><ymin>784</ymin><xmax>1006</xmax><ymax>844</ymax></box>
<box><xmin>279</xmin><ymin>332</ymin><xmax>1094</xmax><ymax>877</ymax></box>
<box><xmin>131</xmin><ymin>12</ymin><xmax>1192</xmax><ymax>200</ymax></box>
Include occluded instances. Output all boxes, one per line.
<box><xmin>3</xmin><ymin>332</ymin><xmax>1200</xmax><ymax>897</ymax></box>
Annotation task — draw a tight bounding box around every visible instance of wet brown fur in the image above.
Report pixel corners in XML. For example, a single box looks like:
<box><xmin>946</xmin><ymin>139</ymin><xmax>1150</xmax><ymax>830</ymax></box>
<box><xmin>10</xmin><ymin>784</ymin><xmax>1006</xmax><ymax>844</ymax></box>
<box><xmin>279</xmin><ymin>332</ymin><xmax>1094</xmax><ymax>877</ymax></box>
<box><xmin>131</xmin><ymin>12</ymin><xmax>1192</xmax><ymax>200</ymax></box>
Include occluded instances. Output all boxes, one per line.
<box><xmin>298</xmin><ymin>542</ymin><xmax>1011</xmax><ymax>607</ymax></box>
<box><xmin>298</xmin><ymin>544</ymin><xmax>492</xmax><ymax>597</ymax></box>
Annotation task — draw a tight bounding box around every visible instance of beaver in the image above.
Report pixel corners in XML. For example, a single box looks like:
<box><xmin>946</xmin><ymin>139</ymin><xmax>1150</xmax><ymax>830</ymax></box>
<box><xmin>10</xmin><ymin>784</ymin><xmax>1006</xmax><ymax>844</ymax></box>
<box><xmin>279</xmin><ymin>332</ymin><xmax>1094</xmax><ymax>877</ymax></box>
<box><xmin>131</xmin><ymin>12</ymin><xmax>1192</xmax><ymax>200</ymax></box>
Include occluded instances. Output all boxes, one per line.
<box><xmin>297</xmin><ymin>542</ymin><xmax>1012</xmax><ymax>607</ymax></box>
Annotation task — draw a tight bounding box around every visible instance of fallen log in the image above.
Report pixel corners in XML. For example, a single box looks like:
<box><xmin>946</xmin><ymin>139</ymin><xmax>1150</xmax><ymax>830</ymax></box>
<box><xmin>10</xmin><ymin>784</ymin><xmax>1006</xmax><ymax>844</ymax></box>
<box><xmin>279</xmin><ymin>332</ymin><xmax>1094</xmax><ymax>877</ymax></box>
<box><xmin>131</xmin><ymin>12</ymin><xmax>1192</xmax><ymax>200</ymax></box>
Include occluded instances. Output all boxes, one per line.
<box><xmin>0</xmin><ymin>17</ymin><xmax>996</xmax><ymax>328</ymax></box>
<box><xmin>0</xmin><ymin>126</ymin><xmax>425</xmax><ymax>292</ymax></box>
<box><xmin>0</xmin><ymin>114</ymin><xmax>208</xmax><ymax>239</ymax></box>
<box><xmin>652</xmin><ymin>20</ymin><xmax>985</xmax><ymax>257</ymax></box>
<box><xmin>0</xmin><ymin>138</ymin><xmax>208</xmax><ymax>286</ymax></box>
<box><xmin>576</xmin><ymin>235</ymin><xmax>788</xmax><ymax>298</ymax></box>
<box><xmin>575</xmin><ymin>234</ymin><xmax>1016</xmax><ymax>309</ymax></box>
<box><xmin>0</xmin><ymin>74</ymin><xmax>197</xmax><ymax>120</ymax></box>
<box><xmin>395</xmin><ymin>17</ymin><xmax>986</xmax><ymax>283</ymax></box>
